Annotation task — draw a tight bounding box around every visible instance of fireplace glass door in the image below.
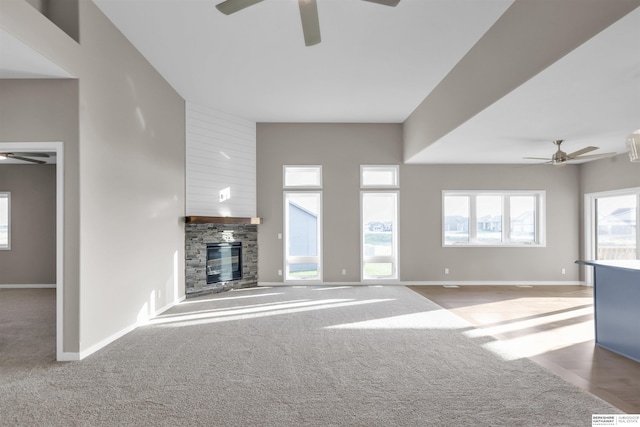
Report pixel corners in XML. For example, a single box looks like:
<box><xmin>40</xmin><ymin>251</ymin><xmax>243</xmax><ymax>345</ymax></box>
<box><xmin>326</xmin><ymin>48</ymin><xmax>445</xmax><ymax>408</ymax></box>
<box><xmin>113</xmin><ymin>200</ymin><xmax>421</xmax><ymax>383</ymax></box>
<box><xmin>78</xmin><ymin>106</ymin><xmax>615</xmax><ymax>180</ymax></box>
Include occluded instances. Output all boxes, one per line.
<box><xmin>206</xmin><ymin>242</ymin><xmax>242</xmax><ymax>284</ymax></box>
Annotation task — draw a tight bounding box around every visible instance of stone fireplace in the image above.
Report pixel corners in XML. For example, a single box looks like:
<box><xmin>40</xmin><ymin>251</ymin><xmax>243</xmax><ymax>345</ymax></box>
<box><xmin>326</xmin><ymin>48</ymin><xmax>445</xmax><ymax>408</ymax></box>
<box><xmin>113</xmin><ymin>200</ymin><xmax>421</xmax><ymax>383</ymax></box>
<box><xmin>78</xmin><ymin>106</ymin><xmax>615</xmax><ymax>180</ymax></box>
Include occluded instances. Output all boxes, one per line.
<box><xmin>185</xmin><ymin>218</ymin><xmax>259</xmax><ymax>298</ymax></box>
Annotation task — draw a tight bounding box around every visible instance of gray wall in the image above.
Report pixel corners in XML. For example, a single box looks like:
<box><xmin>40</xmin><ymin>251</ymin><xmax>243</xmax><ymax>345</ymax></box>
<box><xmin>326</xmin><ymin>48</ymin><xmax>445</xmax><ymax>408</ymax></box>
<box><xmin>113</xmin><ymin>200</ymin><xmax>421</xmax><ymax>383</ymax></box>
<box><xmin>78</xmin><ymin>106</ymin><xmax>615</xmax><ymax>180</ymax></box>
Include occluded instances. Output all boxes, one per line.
<box><xmin>0</xmin><ymin>165</ymin><xmax>56</xmax><ymax>284</ymax></box>
<box><xmin>76</xmin><ymin>1</ymin><xmax>185</xmax><ymax>352</ymax></box>
<box><xmin>580</xmin><ymin>153</ymin><xmax>640</xmax><ymax>194</ymax></box>
<box><xmin>1</xmin><ymin>1</ymin><xmax>186</xmax><ymax>356</ymax></box>
<box><xmin>257</xmin><ymin>123</ymin><xmax>581</xmax><ymax>283</ymax></box>
<box><xmin>0</xmin><ymin>79</ymin><xmax>80</xmax><ymax>352</ymax></box>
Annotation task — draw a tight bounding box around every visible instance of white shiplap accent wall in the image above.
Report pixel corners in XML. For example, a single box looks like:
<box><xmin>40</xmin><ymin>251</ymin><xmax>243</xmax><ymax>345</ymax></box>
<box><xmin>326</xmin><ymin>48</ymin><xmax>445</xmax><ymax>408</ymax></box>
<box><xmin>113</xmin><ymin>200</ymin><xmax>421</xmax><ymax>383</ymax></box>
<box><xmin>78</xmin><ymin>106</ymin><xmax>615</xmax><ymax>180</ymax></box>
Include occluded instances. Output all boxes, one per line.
<box><xmin>186</xmin><ymin>103</ymin><xmax>256</xmax><ymax>217</ymax></box>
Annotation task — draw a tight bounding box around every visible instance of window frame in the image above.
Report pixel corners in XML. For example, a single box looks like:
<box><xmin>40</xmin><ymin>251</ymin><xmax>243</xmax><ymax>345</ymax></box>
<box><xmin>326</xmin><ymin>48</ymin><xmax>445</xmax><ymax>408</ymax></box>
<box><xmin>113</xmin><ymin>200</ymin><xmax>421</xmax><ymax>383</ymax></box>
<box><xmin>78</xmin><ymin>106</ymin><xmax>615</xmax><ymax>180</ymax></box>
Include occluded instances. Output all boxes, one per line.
<box><xmin>361</xmin><ymin>191</ymin><xmax>399</xmax><ymax>281</ymax></box>
<box><xmin>360</xmin><ymin>165</ymin><xmax>399</xmax><ymax>188</ymax></box>
<box><xmin>0</xmin><ymin>192</ymin><xmax>10</xmax><ymax>250</ymax></box>
<box><xmin>283</xmin><ymin>165</ymin><xmax>323</xmax><ymax>189</ymax></box>
<box><xmin>283</xmin><ymin>191</ymin><xmax>323</xmax><ymax>283</ymax></box>
<box><xmin>442</xmin><ymin>190</ymin><xmax>546</xmax><ymax>247</ymax></box>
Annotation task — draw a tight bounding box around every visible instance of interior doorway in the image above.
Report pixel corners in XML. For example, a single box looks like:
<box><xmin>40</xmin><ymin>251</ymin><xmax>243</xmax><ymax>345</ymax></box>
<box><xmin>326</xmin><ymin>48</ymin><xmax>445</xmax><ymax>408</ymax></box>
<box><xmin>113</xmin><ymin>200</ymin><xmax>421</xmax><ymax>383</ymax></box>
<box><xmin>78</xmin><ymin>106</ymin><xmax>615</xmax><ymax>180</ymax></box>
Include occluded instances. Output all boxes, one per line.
<box><xmin>0</xmin><ymin>142</ymin><xmax>64</xmax><ymax>360</ymax></box>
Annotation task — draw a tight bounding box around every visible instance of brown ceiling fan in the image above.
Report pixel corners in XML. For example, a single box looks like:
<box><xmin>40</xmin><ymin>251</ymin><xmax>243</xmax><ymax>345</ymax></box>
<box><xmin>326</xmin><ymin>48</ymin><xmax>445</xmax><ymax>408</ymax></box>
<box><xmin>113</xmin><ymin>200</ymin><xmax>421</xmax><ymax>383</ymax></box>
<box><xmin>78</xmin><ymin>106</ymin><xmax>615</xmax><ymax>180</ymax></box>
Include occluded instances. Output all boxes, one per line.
<box><xmin>523</xmin><ymin>140</ymin><xmax>616</xmax><ymax>166</ymax></box>
<box><xmin>0</xmin><ymin>152</ymin><xmax>50</xmax><ymax>165</ymax></box>
<box><xmin>215</xmin><ymin>0</ymin><xmax>400</xmax><ymax>46</ymax></box>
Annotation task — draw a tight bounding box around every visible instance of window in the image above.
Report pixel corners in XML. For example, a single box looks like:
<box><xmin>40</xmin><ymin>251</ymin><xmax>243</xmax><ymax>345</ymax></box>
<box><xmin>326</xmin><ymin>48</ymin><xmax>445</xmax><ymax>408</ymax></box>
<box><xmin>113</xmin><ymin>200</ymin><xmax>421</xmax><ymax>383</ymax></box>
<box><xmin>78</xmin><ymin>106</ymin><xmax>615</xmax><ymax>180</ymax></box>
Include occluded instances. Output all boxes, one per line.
<box><xmin>592</xmin><ymin>191</ymin><xmax>638</xmax><ymax>260</ymax></box>
<box><xmin>361</xmin><ymin>165</ymin><xmax>399</xmax><ymax>280</ymax></box>
<box><xmin>443</xmin><ymin>191</ymin><xmax>545</xmax><ymax>246</ymax></box>
<box><xmin>283</xmin><ymin>166</ymin><xmax>322</xmax><ymax>281</ymax></box>
<box><xmin>362</xmin><ymin>192</ymin><xmax>398</xmax><ymax>279</ymax></box>
<box><xmin>0</xmin><ymin>192</ymin><xmax>9</xmax><ymax>250</ymax></box>
<box><xmin>284</xmin><ymin>165</ymin><xmax>322</xmax><ymax>188</ymax></box>
<box><xmin>361</xmin><ymin>165</ymin><xmax>398</xmax><ymax>188</ymax></box>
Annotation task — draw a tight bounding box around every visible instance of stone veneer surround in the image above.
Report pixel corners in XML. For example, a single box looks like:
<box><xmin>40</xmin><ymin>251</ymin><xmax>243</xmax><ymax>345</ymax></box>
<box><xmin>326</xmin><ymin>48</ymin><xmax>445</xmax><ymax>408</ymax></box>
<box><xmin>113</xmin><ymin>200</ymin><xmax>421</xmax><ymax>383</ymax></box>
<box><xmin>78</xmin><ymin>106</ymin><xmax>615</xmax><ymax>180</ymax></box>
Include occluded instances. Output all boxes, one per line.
<box><xmin>185</xmin><ymin>224</ymin><xmax>258</xmax><ymax>297</ymax></box>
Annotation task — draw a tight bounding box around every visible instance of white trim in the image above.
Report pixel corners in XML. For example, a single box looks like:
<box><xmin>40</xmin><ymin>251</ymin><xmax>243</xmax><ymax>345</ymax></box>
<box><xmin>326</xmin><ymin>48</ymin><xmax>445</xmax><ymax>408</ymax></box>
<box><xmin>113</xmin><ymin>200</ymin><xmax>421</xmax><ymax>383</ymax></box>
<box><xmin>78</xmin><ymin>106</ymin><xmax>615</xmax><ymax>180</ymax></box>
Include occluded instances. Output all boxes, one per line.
<box><xmin>0</xmin><ymin>284</ymin><xmax>56</xmax><ymax>289</ymax></box>
<box><xmin>361</xmin><ymin>190</ymin><xmax>399</xmax><ymax>280</ymax></box>
<box><xmin>442</xmin><ymin>190</ymin><xmax>546</xmax><ymax>247</ymax></box>
<box><xmin>77</xmin><ymin>296</ymin><xmax>185</xmax><ymax>360</ymax></box>
<box><xmin>258</xmin><ymin>281</ymin><xmax>586</xmax><ymax>287</ymax></box>
<box><xmin>0</xmin><ymin>191</ymin><xmax>10</xmax><ymax>250</ymax></box>
<box><xmin>404</xmin><ymin>280</ymin><xmax>586</xmax><ymax>286</ymax></box>
<box><xmin>283</xmin><ymin>165</ymin><xmax>322</xmax><ymax>189</ymax></box>
<box><xmin>360</xmin><ymin>165</ymin><xmax>399</xmax><ymax>188</ymax></box>
<box><xmin>283</xmin><ymin>191</ymin><xmax>323</xmax><ymax>282</ymax></box>
<box><xmin>583</xmin><ymin>186</ymin><xmax>640</xmax><ymax>286</ymax></box>
<box><xmin>0</xmin><ymin>142</ymin><xmax>64</xmax><ymax>361</ymax></box>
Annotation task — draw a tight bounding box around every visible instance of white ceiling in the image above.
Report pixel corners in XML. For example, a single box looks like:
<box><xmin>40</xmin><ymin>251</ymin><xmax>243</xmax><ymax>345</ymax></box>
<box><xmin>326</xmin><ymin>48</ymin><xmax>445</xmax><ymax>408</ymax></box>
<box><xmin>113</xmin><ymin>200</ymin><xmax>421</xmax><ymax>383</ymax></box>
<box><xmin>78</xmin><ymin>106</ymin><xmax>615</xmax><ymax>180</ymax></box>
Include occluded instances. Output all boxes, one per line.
<box><xmin>0</xmin><ymin>28</ymin><xmax>73</xmax><ymax>79</ymax></box>
<box><xmin>1</xmin><ymin>0</ymin><xmax>638</xmax><ymax>164</ymax></box>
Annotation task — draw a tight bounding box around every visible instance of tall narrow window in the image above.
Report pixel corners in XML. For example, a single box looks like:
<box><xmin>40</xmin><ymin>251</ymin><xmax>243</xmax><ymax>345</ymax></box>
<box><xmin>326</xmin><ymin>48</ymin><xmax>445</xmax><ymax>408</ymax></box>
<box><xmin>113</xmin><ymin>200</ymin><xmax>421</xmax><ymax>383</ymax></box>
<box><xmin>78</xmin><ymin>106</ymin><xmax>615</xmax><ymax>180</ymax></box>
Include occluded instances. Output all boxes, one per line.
<box><xmin>361</xmin><ymin>165</ymin><xmax>399</xmax><ymax>281</ymax></box>
<box><xmin>362</xmin><ymin>192</ymin><xmax>398</xmax><ymax>280</ymax></box>
<box><xmin>0</xmin><ymin>192</ymin><xmax>10</xmax><ymax>250</ymax></box>
<box><xmin>284</xmin><ymin>166</ymin><xmax>322</xmax><ymax>282</ymax></box>
<box><xmin>595</xmin><ymin>194</ymin><xmax>638</xmax><ymax>260</ymax></box>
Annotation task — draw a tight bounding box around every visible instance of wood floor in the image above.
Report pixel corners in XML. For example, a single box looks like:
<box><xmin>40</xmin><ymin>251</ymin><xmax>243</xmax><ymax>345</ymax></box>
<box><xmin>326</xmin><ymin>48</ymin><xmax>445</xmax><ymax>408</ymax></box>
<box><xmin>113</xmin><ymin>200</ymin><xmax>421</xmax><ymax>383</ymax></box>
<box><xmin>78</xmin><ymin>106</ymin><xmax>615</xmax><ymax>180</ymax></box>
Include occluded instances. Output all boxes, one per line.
<box><xmin>408</xmin><ymin>285</ymin><xmax>640</xmax><ymax>414</ymax></box>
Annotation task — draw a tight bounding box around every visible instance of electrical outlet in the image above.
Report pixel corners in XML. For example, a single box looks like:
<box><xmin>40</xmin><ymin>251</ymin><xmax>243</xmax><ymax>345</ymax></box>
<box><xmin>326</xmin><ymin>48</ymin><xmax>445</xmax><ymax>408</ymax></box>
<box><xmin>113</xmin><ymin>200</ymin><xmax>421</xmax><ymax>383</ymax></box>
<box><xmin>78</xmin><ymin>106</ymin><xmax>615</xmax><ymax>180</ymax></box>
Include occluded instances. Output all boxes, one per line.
<box><xmin>342</xmin><ymin>269</ymin><xmax>346</xmax><ymax>275</ymax></box>
<box><xmin>444</xmin><ymin>268</ymin><xmax>449</xmax><ymax>275</ymax></box>
<box><xmin>562</xmin><ymin>268</ymin><xmax>566</xmax><ymax>275</ymax></box>
<box><xmin>277</xmin><ymin>233</ymin><xmax>282</xmax><ymax>240</ymax></box>
<box><xmin>278</xmin><ymin>269</ymin><xmax>282</xmax><ymax>276</ymax></box>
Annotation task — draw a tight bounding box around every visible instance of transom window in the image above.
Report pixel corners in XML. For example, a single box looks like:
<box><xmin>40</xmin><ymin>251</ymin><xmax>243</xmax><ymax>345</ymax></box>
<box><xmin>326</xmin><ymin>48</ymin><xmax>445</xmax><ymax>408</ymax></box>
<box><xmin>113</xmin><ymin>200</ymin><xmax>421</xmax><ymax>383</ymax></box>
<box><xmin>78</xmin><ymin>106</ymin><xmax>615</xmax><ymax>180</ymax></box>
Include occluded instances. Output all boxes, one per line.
<box><xmin>361</xmin><ymin>165</ymin><xmax>399</xmax><ymax>188</ymax></box>
<box><xmin>443</xmin><ymin>190</ymin><xmax>545</xmax><ymax>247</ymax></box>
<box><xmin>284</xmin><ymin>165</ymin><xmax>322</xmax><ymax>188</ymax></box>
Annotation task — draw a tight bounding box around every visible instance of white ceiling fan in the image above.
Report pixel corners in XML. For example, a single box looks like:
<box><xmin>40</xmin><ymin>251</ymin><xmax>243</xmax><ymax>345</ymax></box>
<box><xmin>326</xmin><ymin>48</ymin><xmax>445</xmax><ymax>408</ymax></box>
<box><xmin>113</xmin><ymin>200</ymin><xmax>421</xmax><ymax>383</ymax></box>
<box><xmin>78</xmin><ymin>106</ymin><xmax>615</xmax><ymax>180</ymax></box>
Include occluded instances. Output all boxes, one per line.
<box><xmin>215</xmin><ymin>0</ymin><xmax>400</xmax><ymax>46</ymax></box>
<box><xmin>523</xmin><ymin>140</ymin><xmax>616</xmax><ymax>166</ymax></box>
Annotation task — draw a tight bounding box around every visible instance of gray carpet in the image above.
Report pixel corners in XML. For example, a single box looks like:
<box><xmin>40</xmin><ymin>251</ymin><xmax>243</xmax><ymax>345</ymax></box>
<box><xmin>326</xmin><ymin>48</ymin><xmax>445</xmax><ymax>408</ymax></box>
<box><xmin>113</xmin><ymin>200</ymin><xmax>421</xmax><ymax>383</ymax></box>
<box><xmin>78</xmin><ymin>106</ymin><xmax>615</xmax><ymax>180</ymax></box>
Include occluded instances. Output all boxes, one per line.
<box><xmin>0</xmin><ymin>285</ymin><xmax>620</xmax><ymax>426</ymax></box>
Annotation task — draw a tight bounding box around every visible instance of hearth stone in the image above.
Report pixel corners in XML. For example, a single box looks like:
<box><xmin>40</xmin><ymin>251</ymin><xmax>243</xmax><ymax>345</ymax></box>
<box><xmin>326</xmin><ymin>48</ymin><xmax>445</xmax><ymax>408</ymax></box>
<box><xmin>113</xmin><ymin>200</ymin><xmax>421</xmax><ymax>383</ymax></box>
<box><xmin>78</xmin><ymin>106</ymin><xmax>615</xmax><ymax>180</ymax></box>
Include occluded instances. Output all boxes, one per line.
<box><xmin>185</xmin><ymin>223</ymin><xmax>258</xmax><ymax>298</ymax></box>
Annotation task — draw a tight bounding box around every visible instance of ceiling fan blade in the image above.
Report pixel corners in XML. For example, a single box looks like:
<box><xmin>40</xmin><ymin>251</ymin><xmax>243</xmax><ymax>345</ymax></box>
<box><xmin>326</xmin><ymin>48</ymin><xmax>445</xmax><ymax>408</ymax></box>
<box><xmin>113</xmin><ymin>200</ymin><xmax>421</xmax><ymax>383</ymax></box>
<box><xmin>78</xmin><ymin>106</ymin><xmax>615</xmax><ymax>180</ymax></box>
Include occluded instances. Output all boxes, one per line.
<box><xmin>9</xmin><ymin>152</ymin><xmax>50</xmax><ymax>158</ymax></box>
<box><xmin>299</xmin><ymin>0</ymin><xmax>321</xmax><ymax>46</ymax></box>
<box><xmin>522</xmin><ymin>157</ymin><xmax>551</xmax><ymax>161</ymax></box>
<box><xmin>216</xmin><ymin>0</ymin><xmax>264</xmax><ymax>15</ymax></box>
<box><xmin>572</xmin><ymin>152</ymin><xmax>617</xmax><ymax>161</ymax></box>
<box><xmin>7</xmin><ymin>154</ymin><xmax>47</xmax><ymax>164</ymax></box>
<box><xmin>362</xmin><ymin>0</ymin><xmax>400</xmax><ymax>6</ymax></box>
<box><xmin>567</xmin><ymin>146</ymin><xmax>598</xmax><ymax>159</ymax></box>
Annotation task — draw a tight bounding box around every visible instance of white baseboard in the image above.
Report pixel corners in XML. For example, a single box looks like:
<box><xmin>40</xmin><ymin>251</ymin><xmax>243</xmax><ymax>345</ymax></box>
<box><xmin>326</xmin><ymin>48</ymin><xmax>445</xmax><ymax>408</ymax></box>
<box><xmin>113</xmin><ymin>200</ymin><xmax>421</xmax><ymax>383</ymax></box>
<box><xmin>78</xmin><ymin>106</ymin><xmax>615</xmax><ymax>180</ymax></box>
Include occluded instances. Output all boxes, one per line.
<box><xmin>0</xmin><ymin>284</ymin><xmax>56</xmax><ymax>289</ymax></box>
<box><xmin>260</xmin><ymin>280</ymin><xmax>586</xmax><ymax>287</ymax></box>
<box><xmin>75</xmin><ymin>295</ymin><xmax>185</xmax><ymax>361</ymax></box>
<box><xmin>403</xmin><ymin>280</ymin><xmax>586</xmax><ymax>286</ymax></box>
<box><xmin>57</xmin><ymin>351</ymin><xmax>81</xmax><ymax>362</ymax></box>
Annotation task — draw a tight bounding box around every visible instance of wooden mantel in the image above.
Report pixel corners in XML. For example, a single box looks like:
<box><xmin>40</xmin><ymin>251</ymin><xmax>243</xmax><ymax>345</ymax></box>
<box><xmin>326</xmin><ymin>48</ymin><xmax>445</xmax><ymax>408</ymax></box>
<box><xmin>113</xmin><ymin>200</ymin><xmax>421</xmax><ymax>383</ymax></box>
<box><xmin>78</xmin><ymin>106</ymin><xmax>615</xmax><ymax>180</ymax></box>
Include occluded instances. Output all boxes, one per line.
<box><xmin>185</xmin><ymin>216</ymin><xmax>262</xmax><ymax>225</ymax></box>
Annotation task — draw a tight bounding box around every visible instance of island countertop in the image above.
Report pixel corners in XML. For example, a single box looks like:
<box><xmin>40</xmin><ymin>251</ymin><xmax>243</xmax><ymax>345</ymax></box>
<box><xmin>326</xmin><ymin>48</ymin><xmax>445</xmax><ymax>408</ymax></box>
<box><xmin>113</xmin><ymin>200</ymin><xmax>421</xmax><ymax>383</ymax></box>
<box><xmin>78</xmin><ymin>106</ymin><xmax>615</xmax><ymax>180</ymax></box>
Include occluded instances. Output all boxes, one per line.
<box><xmin>576</xmin><ymin>259</ymin><xmax>640</xmax><ymax>272</ymax></box>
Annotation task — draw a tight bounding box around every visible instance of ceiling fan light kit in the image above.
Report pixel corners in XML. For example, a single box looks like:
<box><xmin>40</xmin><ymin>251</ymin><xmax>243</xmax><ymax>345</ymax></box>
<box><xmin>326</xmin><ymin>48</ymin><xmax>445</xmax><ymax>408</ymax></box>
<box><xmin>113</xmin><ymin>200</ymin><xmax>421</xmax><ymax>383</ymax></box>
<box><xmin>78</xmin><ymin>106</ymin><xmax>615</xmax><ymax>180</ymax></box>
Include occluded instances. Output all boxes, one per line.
<box><xmin>626</xmin><ymin>129</ymin><xmax>640</xmax><ymax>162</ymax></box>
<box><xmin>215</xmin><ymin>0</ymin><xmax>399</xmax><ymax>46</ymax></box>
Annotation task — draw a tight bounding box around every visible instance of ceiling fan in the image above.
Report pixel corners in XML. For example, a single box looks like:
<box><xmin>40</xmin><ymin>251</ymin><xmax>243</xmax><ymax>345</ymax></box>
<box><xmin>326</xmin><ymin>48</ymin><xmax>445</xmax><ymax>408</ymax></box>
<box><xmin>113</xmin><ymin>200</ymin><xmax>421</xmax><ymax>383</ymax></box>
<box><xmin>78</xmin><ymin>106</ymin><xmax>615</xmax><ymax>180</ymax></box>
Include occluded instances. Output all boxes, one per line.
<box><xmin>523</xmin><ymin>140</ymin><xmax>616</xmax><ymax>166</ymax></box>
<box><xmin>0</xmin><ymin>152</ymin><xmax>50</xmax><ymax>165</ymax></box>
<box><xmin>215</xmin><ymin>0</ymin><xmax>400</xmax><ymax>46</ymax></box>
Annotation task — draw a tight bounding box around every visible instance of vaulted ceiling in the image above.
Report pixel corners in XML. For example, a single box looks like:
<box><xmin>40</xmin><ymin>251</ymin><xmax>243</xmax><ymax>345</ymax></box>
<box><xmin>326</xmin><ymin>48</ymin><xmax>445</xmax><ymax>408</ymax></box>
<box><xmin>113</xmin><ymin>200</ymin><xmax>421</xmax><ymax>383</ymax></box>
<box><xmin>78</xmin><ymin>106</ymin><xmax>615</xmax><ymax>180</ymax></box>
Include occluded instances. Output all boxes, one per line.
<box><xmin>1</xmin><ymin>0</ymin><xmax>639</xmax><ymax>164</ymax></box>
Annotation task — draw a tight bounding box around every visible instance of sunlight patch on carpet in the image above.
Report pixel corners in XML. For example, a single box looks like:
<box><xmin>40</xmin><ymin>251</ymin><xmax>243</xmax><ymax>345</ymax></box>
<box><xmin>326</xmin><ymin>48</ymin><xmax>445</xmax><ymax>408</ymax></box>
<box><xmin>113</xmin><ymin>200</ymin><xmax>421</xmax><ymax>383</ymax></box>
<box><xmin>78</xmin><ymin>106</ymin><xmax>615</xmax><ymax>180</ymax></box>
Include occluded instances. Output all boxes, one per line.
<box><xmin>324</xmin><ymin>309</ymin><xmax>470</xmax><ymax>330</ymax></box>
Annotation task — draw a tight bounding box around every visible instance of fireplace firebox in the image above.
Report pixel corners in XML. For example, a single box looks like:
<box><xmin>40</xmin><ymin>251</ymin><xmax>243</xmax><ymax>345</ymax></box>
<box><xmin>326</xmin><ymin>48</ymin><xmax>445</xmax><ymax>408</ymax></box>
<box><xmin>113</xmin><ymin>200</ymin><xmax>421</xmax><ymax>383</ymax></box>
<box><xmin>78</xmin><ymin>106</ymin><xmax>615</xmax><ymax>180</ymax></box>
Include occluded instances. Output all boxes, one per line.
<box><xmin>206</xmin><ymin>242</ymin><xmax>242</xmax><ymax>284</ymax></box>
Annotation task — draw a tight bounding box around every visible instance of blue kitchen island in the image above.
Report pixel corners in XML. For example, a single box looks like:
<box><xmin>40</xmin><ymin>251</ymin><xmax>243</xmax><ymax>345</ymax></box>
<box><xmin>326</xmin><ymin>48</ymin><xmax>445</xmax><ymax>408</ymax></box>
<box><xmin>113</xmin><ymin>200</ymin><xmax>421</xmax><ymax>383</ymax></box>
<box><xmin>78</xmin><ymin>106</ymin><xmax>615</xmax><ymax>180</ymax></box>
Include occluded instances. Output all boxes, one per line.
<box><xmin>576</xmin><ymin>260</ymin><xmax>640</xmax><ymax>363</ymax></box>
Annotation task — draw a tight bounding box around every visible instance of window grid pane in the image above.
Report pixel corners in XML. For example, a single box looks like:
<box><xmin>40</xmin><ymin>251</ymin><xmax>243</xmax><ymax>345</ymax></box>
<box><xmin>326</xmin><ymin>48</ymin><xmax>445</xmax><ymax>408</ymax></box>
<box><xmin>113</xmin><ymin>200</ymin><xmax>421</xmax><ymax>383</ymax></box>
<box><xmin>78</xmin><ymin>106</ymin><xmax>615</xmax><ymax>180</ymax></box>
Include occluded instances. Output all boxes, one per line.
<box><xmin>444</xmin><ymin>196</ymin><xmax>470</xmax><ymax>244</ymax></box>
<box><xmin>476</xmin><ymin>196</ymin><xmax>502</xmax><ymax>243</ymax></box>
